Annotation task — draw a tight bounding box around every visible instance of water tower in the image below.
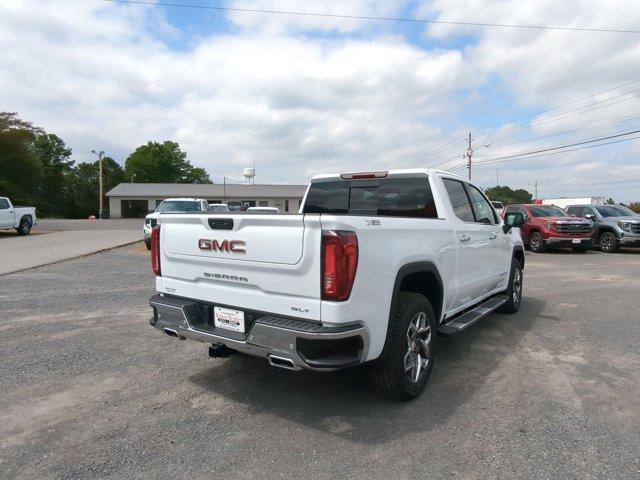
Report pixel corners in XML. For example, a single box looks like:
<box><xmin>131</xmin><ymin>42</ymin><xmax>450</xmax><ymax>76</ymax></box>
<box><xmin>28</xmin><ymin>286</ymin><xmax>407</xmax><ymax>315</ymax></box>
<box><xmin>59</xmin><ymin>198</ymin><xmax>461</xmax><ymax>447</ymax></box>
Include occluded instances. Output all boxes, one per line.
<box><xmin>243</xmin><ymin>166</ymin><xmax>255</xmax><ymax>184</ymax></box>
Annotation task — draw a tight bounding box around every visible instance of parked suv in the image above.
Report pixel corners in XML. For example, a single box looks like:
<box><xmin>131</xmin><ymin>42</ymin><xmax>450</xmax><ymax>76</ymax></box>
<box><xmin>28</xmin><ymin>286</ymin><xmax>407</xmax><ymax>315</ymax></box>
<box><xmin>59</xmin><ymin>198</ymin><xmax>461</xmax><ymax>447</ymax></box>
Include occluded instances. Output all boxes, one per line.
<box><xmin>503</xmin><ymin>204</ymin><xmax>592</xmax><ymax>253</ymax></box>
<box><xmin>566</xmin><ymin>204</ymin><xmax>640</xmax><ymax>253</ymax></box>
<box><xmin>148</xmin><ymin>169</ymin><xmax>526</xmax><ymax>400</ymax></box>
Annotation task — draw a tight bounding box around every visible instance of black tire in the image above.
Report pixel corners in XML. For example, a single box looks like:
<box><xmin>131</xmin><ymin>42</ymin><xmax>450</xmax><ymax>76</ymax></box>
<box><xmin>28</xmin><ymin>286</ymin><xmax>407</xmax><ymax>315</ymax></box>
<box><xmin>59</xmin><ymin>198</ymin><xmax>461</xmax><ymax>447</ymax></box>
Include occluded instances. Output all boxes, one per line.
<box><xmin>571</xmin><ymin>245</ymin><xmax>590</xmax><ymax>253</ymax></box>
<box><xmin>16</xmin><ymin>216</ymin><xmax>32</xmax><ymax>236</ymax></box>
<box><xmin>145</xmin><ymin>238</ymin><xmax>152</xmax><ymax>250</ymax></box>
<box><xmin>599</xmin><ymin>231</ymin><xmax>619</xmax><ymax>253</ymax></box>
<box><xmin>370</xmin><ymin>292</ymin><xmax>436</xmax><ymax>401</ymax></box>
<box><xmin>528</xmin><ymin>231</ymin><xmax>545</xmax><ymax>253</ymax></box>
<box><xmin>498</xmin><ymin>258</ymin><xmax>523</xmax><ymax>314</ymax></box>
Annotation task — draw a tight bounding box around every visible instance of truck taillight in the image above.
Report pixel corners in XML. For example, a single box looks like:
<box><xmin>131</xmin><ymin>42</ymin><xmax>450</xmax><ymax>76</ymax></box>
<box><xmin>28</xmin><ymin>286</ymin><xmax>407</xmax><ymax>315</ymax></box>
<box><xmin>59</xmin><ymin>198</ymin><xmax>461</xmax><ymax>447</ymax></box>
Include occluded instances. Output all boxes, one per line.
<box><xmin>322</xmin><ymin>230</ymin><xmax>358</xmax><ymax>301</ymax></box>
<box><xmin>151</xmin><ymin>225</ymin><xmax>161</xmax><ymax>276</ymax></box>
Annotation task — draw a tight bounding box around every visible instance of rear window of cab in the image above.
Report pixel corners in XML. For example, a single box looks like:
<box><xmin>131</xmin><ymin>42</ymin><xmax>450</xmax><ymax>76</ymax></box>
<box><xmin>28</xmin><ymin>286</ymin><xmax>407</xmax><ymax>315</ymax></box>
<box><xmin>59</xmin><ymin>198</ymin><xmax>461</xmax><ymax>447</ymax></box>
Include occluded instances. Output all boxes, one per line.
<box><xmin>302</xmin><ymin>177</ymin><xmax>438</xmax><ymax>218</ymax></box>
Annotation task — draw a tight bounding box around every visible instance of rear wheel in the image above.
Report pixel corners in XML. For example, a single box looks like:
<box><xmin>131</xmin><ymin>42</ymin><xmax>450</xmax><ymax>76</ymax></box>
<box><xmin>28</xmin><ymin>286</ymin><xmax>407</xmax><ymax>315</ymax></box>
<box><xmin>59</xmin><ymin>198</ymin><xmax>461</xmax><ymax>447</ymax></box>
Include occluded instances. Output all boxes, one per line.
<box><xmin>599</xmin><ymin>231</ymin><xmax>619</xmax><ymax>253</ymax></box>
<box><xmin>528</xmin><ymin>231</ymin><xmax>545</xmax><ymax>253</ymax></box>
<box><xmin>498</xmin><ymin>258</ymin><xmax>523</xmax><ymax>314</ymax></box>
<box><xmin>370</xmin><ymin>292</ymin><xmax>436</xmax><ymax>401</ymax></box>
<box><xmin>16</xmin><ymin>217</ymin><xmax>32</xmax><ymax>236</ymax></box>
<box><xmin>144</xmin><ymin>238</ymin><xmax>152</xmax><ymax>250</ymax></box>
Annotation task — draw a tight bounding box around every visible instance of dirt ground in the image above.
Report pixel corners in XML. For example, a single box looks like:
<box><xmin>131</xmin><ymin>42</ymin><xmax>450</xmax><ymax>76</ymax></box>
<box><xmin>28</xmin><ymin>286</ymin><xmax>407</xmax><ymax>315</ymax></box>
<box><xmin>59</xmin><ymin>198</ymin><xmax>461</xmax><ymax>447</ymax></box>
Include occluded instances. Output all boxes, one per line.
<box><xmin>1</xmin><ymin>246</ymin><xmax>639</xmax><ymax>479</ymax></box>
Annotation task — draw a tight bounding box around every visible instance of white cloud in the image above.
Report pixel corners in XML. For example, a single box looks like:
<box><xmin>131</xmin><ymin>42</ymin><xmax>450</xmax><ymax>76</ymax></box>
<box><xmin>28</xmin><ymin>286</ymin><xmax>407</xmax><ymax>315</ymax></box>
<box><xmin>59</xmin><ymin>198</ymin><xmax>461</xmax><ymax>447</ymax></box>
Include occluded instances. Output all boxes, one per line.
<box><xmin>417</xmin><ymin>0</ymin><xmax>640</xmax><ymax>200</ymax></box>
<box><xmin>1</xmin><ymin>0</ymin><xmax>639</xmax><ymax>201</ymax></box>
<box><xmin>226</xmin><ymin>0</ymin><xmax>411</xmax><ymax>34</ymax></box>
<box><xmin>0</xmin><ymin>0</ymin><xmax>470</xmax><ymax>184</ymax></box>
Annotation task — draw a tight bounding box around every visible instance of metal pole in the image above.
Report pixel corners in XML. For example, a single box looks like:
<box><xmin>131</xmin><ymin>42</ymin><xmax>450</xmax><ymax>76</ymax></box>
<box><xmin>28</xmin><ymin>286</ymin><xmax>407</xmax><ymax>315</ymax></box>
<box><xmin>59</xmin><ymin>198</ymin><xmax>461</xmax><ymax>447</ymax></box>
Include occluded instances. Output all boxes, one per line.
<box><xmin>466</xmin><ymin>132</ymin><xmax>473</xmax><ymax>180</ymax></box>
<box><xmin>99</xmin><ymin>154</ymin><xmax>104</xmax><ymax>217</ymax></box>
<box><xmin>92</xmin><ymin>150</ymin><xmax>105</xmax><ymax>219</ymax></box>
<box><xmin>223</xmin><ymin>177</ymin><xmax>226</xmax><ymax>202</ymax></box>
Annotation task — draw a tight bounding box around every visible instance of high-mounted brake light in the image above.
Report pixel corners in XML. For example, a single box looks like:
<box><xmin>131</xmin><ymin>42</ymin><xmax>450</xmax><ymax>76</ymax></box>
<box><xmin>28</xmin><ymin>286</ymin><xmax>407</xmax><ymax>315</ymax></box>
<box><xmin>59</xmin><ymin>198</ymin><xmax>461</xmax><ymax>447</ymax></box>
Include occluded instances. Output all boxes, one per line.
<box><xmin>322</xmin><ymin>230</ymin><xmax>358</xmax><ymax>301</ymax></box>
<box><xmin>151</xmin><ymin>225</ymin><xmax>161</xmax><ymax>276</ymax></box>
<box><xmin>340</xmin><ymin>171</ymin><xmax>388</xmax><ymax>180</ymax></box>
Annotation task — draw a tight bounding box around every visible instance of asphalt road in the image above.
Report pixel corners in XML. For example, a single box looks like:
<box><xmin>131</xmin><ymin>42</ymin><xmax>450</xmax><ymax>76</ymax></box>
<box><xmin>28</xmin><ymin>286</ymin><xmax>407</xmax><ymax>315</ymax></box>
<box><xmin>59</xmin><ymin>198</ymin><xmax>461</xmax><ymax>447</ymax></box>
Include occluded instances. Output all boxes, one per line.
<box><xmin>1</xmin><ymin>246</ymin><xmax>639</xmax><ymax>479</ymax></box>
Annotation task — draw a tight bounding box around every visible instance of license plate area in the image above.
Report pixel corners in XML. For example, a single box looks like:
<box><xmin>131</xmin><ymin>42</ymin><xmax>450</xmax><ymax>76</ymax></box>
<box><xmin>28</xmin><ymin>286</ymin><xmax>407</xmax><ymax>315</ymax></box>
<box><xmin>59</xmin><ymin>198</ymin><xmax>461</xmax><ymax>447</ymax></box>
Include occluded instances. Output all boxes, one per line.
<box><xmin>214</xmin><ymin>306</ymin><xmax>245</xmax><ymax>333</ymax></box>
<box><xmin>572</xmin><ymin>239</ymin><xmax>581</xmax><ymax>244</ymax></box>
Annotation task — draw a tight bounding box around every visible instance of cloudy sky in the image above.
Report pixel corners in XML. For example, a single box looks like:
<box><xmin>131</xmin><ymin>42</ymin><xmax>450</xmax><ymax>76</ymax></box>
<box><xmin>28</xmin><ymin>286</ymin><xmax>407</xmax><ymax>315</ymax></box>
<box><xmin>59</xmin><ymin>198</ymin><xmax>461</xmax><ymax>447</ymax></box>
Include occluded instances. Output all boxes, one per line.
<box><xmin>1</xmin><ymin>0</ymin><xmax>640</xmax><ymax>201</ymax></box>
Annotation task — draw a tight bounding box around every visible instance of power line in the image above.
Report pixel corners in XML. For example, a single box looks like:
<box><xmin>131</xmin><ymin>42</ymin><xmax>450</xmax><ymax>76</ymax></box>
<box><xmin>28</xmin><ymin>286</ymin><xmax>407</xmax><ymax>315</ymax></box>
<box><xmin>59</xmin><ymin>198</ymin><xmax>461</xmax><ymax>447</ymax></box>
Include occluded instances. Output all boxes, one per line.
<box><xmin>474</xmin><ymin>78</ymin><xmax>640</xmax><ymax>133</ymax></box>
<box><xmin>399</xmin><ymin>79</ymin><xmax>640</xmax><ymax>170</ymax></box>
<box><xmin>484</xmin><ymin>89</ymin><xmax>640</xmax><ymax>137</ymax></box>
<box><xmin>484</xmin><ymin>114</ymin><xmax>640</xmax><ymax>150</ymax></box>
<box><xmin>100</xmin><ymin>0</ymin><xmax>640</xmax><ymax>34</ymax></box>
<box><xmin>449</xmin><ymin>133</ymin><xmax>640</xmax><ymax>171</ymax></box>
<box><xmin>474</xmin><ymin>129</ymin><xmax>640</xmax><ymax>163</ymax></box>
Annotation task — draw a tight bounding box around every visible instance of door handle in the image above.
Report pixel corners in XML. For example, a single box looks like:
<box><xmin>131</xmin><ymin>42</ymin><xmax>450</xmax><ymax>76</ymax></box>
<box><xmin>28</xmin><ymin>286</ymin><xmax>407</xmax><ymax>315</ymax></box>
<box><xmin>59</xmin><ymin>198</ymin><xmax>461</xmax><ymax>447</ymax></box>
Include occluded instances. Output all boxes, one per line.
<box><xmin>489</xmin><ymin>232</ymin><xmax>499</xmax><ymax>240</ymax></box>
<box><xmin>459</xmin><ymin>234</ymin><xmax>471</xmax><ymax>243</ymax></box>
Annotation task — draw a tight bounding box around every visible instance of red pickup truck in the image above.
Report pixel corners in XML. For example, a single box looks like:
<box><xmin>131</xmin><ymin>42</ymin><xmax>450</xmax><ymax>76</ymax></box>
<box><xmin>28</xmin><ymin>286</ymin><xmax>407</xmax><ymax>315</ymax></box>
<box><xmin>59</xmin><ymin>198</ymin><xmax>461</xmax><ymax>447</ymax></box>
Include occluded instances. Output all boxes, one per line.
<box><xmin>503</xmin><ymin>204</ymin><xmax>593</xmax><ymax>253</ymax></box>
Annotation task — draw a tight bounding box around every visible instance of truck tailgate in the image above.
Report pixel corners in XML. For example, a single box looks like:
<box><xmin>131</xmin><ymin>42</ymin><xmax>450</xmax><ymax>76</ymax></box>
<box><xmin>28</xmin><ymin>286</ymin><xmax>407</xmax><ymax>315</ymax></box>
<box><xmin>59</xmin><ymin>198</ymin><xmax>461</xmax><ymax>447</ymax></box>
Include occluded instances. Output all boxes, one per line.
<box><xmin>157</xmin><ymin>214</ymin><xmax>322</xmax><ymax>321</ymax></box>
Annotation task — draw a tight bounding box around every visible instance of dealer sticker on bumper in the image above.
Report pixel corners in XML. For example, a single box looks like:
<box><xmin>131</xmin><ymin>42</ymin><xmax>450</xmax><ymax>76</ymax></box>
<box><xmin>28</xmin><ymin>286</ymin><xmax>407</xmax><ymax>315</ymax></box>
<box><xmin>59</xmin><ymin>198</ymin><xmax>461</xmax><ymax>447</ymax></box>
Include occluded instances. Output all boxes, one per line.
<box><xmin>572</xmin><ymin>239</ymin><xmax>582</xmax><ymax>244</ymax></box>
<box><xmin>214</xmin><ymin>306</ymin><xmax>245</xmax><ymax>333</ymax></box>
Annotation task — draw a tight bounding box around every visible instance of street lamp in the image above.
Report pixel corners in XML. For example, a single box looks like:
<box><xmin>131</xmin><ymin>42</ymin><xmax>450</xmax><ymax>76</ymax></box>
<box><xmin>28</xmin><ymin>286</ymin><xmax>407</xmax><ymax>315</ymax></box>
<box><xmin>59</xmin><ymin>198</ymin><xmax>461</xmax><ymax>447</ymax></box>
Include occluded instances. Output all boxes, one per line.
<box><xmin>91</xmin><ymin>150</ymin><xmax>105</xmax><ymax>219</ymax></box>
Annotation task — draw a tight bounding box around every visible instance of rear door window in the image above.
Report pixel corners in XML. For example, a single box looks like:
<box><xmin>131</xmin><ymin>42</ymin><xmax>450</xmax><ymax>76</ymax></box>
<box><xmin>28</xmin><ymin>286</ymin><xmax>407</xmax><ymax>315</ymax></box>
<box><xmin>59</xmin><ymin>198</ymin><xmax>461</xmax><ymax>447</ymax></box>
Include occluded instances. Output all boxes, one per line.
<box><xmin>442</xmin><ymin>179</ymin><xmax>474</xmax><ymax>222</ymax></box>
<box><xmin>303</xmin><ymin>177</ymin><xmax>438</xmax><ymax>218</ymax></box>
<box><xmin>465</xmin><ymin>184</ymin><xmax>498</xmax><ymax>224</ymax></box>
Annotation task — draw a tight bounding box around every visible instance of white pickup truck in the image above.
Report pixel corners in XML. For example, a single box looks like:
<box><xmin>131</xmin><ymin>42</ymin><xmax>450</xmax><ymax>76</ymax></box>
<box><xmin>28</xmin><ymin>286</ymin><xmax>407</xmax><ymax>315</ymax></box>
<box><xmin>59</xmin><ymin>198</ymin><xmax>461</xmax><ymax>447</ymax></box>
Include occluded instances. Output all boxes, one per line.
<box><xmin>149</xmin><ymin>169</ymin><xmax>526</xmax><ymax>399</ymax></box>
<box><xmin>0</xmin><ymin>197</ymin><xmax>37</xmax><ymax>235</ymax></box>
<box><xmin>143</xmin><ymin>198</ymin><xmax>211</xmax><ymax>249</ymax></box>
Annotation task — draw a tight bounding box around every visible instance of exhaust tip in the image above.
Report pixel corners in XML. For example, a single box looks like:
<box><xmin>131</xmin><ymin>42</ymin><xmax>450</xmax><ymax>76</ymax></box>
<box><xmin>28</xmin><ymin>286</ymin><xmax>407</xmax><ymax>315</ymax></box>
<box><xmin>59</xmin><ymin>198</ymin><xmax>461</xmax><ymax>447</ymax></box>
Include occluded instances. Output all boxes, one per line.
<box><xmin>268</xmin><ymin>355</ymin><xmax>296</xmax><ymax>370</ymax></box>
<box><xmin>163</xmin><ymin>328</ymin><xmax>180</xmax><ymax>339</ymax></box>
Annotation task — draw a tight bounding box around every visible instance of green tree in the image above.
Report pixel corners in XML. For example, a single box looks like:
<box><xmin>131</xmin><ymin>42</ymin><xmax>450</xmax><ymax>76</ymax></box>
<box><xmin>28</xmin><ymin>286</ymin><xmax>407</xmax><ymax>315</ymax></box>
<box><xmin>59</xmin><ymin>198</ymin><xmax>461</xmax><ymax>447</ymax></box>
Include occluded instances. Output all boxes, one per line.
<box><xmin>33</xmin><ymin>133</ymin><xmax>75</xmax><ymax>217</ymax></box>
<box><xmin>0</xmin><ymin>112</ymin><xmax>43</xmax><ymax>204</ymax></box>
<box><xmin>628</xmin><ymin>202</ymin><xmax>640</xmax><ymax>213</ymax></box>
<box><xmin>124</xmin><ymin>141</ymin><xmax>211</xmax><ymax>183</ymax></box>
<box><xmin>72</xmin><ymin>157</ymin><xmax>125</xmax><ymax>218</ymax></box>
<box><xmin>605</xmin><ymin>197</ymin><xmax>616</xmax><ymax>205</ymax></box>
<box><xmin>484</xmin><ymin>185</ymin><xmax>533</xmax><ymax>205</ymax></box>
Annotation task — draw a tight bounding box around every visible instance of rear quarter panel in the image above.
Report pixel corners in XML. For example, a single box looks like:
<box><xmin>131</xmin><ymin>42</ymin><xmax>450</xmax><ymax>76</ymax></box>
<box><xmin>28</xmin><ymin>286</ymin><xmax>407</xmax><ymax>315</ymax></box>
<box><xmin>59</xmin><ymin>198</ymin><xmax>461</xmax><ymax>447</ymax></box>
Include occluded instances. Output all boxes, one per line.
<box><xmin>318</xmin><ymin>214</ymin><xmax>456</xmax><ymax>361</ymax></box>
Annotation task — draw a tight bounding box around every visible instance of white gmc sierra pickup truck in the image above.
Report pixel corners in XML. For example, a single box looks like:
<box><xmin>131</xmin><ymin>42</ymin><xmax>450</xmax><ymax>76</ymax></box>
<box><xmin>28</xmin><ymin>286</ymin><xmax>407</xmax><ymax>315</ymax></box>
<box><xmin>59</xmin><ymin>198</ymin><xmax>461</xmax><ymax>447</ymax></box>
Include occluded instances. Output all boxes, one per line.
<box><xmin>149</xmin><ymin>169</ymin><xmax>526</xmax><ymax>400</ymax></box>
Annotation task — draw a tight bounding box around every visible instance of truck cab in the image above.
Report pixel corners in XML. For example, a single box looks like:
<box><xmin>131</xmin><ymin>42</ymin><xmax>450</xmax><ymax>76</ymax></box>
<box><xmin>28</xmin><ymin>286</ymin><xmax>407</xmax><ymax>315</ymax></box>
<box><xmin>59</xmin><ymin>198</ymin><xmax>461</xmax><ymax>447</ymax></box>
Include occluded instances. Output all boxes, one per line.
<box><xmin>503</xmin><ymin>204</ymin><xmax>592</xmax><ymax>253</ymax></box>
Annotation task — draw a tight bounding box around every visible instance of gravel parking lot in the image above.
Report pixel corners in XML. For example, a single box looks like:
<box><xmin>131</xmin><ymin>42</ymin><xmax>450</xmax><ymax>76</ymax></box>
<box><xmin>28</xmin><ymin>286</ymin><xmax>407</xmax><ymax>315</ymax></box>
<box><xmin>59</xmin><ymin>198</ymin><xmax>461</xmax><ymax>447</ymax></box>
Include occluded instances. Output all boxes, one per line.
<box><xmin>1</xmin><ymin>245</ymin><xmax>639</xmax><ymax>479</ymax></box>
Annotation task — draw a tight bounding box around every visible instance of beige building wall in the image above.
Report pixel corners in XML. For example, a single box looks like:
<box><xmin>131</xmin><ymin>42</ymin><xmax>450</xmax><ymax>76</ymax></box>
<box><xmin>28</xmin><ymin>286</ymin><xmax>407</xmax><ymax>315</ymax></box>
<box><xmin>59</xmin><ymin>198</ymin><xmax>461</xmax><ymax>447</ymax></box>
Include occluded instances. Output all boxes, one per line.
<box><xmin>108</xmin><ymin>196</ymin><xmax>303</xmax><ymax>218</ymax></box>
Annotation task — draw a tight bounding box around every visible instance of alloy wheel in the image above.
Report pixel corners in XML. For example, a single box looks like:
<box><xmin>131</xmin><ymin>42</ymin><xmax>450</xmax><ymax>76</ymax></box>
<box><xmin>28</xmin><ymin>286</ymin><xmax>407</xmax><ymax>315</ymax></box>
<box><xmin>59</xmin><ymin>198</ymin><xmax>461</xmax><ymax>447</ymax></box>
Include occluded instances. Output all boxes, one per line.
<box><xmin>512</xmin><ymin>267</ymin><xmax>522</xmax><ymax>305</ymax></box>
<box><xmin>530</xmin><ymin>233</ymin><xmax>541</xmax><ymax>251</ymax></box>
<box><xmin>404</xmin><ymin>312</ymin><xmax>432</xmax><ymax>384</ymax></box>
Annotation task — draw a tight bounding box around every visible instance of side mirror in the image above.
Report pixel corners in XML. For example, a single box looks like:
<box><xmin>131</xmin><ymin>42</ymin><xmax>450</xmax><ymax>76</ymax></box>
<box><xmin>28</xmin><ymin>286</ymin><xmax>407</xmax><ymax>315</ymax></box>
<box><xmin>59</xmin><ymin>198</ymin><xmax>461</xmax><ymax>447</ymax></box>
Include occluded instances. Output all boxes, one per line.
<box><xmin>503</xmin><ymin>212</ymin><xmax>525</xmax><ymax>233</ymax></box>
<box><xmin>584</xmin><ymin>213</ymin><xmax>595</xmax><ymax>220</ymax></box>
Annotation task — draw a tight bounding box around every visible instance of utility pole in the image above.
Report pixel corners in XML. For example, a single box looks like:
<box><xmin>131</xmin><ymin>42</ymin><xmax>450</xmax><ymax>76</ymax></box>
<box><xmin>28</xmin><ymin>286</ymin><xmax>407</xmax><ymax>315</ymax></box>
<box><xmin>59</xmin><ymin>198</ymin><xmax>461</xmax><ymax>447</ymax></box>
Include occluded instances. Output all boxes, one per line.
<box><xmin>465</xmin><ymin>132</ymin><xmax>473</xmax><ymax>180</ymax></box>
<box><xmin>534</xmin><ymin>180</ymin><xmax>538</xmax><ymax>200</ymax></box>
<box><xmin>91</xmin><ymin>150</ymin><xmax>105</xmax><ymax>219</ymax></box>
<box><xmin>462</xmin><ymin>132</ymin><xmax>490</xmax><ymax>180</ymax></box>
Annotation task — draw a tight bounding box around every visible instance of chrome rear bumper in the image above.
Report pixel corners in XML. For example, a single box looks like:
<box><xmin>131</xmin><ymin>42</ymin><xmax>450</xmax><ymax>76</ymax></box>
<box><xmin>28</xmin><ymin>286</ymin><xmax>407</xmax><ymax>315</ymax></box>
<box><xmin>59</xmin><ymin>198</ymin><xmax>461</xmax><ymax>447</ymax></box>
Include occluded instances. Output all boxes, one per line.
<box><xmin>149</xmin><ymin>294</ymin><xmax>369</xmax><ymax>371</ymax></box>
